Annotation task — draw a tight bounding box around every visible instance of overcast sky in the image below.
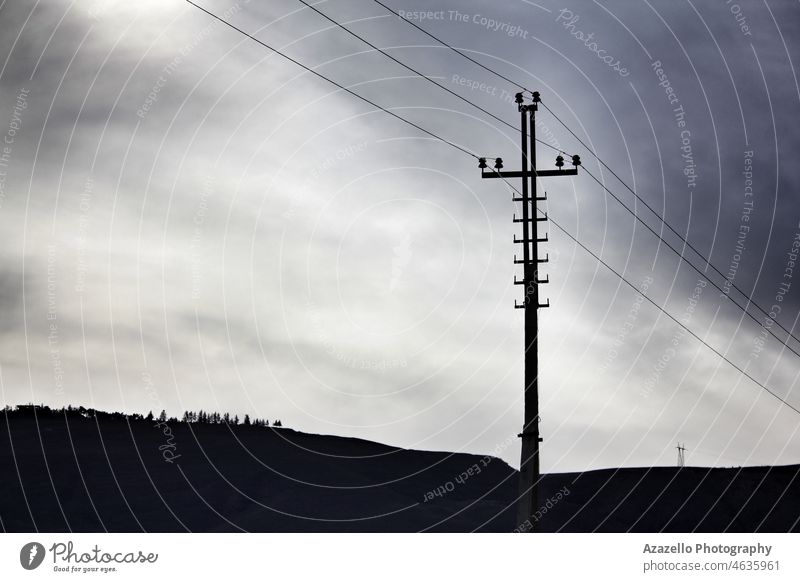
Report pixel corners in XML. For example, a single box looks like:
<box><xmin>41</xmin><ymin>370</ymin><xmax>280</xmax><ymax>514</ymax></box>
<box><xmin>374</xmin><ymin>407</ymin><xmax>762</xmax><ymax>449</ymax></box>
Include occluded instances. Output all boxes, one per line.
<box><xmin>1</xmin><ymin>0</ymin><xmax>799</xmax><ymax>472</ymax></box>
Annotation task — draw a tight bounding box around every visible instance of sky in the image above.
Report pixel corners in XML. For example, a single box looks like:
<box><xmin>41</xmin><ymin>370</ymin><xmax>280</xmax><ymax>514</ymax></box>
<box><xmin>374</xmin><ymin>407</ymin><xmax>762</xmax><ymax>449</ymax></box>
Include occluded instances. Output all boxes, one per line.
<box><xmin>0</xmin><ymin>0</ymin><xmax>799</xmax><ymax>472</ymax></box>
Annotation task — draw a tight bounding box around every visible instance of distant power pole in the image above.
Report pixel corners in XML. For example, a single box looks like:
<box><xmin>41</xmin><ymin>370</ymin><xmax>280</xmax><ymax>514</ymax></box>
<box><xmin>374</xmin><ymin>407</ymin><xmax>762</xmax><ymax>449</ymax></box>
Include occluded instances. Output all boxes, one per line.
<box><xmin>480</xmin><ymin>91</ymin><xmax>581</xmax><ymax>531</ymax></box>
<box><xmin>677</xmin><ymin>443</ymin><xmax>687</xmax><ymax>467</ymax></box>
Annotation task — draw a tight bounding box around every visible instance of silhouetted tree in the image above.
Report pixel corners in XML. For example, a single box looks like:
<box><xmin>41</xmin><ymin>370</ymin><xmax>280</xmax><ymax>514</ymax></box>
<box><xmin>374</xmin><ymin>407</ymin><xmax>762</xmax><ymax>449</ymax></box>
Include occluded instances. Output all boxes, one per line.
<box><xmin>1</xmin><ymin>406</ymin><xmax>285</xmax><ymax>431</ymax></box>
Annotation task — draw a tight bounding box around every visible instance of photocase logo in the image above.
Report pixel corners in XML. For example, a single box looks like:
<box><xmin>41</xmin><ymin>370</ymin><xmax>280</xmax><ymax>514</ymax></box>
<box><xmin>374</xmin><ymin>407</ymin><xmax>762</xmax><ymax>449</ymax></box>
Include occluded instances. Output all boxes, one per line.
<box><xmin>20</xmin><ymin>542</ymin><xmax>45</xmax><ymax>570</ymax></box>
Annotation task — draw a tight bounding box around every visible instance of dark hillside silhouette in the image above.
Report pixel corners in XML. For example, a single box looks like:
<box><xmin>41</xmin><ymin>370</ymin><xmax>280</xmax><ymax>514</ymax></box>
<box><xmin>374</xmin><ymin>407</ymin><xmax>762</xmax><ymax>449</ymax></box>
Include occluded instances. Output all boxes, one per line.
<box><xmin>1</xmin><ymin>405</ymin><xmax>798</xmax><ymax>532</ymax></box>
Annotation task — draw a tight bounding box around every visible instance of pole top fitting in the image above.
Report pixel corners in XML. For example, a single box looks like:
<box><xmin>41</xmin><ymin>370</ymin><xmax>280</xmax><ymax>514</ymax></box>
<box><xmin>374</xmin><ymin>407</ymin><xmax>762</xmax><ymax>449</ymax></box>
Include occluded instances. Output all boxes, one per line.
<box><xmin>478</xmin><ymin>157</ymin><xmax>487</xmax><ymax>169</ymax></box>
<box><xmin>531</xmin><ymin>91</ymin><xmax>541</xmax><ymax>103</ymax></box>
<box><xmin>494</xmin><ymin>157</ymin><xmax>504</xmax><ymax>169</ymax></box>
<box><xmin>572</xmin><ymin>154</ymin><xmax>581</xmax><ymax>166</ymax></box>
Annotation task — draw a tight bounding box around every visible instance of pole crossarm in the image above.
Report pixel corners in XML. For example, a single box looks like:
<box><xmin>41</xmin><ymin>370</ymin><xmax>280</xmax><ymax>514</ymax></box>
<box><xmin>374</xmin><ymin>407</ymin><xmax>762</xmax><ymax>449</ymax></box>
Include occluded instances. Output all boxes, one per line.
<box><xmin>481</xmin><ymin>168</ymin><xmax>578</xmax><ymax>179</ymax></box>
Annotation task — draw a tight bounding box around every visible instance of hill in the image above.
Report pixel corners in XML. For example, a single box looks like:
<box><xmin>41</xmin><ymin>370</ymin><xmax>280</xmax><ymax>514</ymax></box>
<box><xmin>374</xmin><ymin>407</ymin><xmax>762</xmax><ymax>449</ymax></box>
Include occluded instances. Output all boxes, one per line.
<box><xmin>1</xmin><ymin>406</ymin><xmax>798</xmax><ymax>532</ymax></box>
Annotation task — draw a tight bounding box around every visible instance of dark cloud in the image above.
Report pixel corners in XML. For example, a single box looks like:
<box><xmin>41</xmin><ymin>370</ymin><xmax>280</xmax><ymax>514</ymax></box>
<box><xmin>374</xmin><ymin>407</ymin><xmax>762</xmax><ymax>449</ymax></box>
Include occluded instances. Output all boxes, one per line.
<box><xmin>0</xmin><ymin>0</ymin><xmax>799</xmax><ymax>471</ymax></box>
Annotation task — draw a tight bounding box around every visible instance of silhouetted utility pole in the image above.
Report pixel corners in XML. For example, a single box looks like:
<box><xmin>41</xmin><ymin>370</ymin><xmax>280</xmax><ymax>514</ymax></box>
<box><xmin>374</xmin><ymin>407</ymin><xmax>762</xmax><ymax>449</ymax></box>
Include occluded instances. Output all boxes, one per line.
<box><xmin>677</xmin><ymin>443</ymin><xmax>687</xmax><ymax>467</ymax></box>
<box><xmin>480</xmin><ymin>91</ymin><xmax>580</xmax><ymax>532</ymax></box>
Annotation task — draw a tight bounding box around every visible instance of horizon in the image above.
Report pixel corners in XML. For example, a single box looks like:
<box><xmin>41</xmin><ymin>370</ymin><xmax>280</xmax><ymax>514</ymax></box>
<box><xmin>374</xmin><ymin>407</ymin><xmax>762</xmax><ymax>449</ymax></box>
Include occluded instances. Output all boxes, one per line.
<box><xmin>2</xmin><ymin>401</ymin><xmax>794</xmax><ymax>472</ymax></box>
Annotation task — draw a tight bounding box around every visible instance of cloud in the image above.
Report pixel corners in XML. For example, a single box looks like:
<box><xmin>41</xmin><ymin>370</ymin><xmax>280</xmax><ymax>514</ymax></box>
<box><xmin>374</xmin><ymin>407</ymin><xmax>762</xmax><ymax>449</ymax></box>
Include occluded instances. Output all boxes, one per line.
<box><xmin>1</xmin><ymin>0</ymin><xmax>799</xmax><ymax>472</ymax></box>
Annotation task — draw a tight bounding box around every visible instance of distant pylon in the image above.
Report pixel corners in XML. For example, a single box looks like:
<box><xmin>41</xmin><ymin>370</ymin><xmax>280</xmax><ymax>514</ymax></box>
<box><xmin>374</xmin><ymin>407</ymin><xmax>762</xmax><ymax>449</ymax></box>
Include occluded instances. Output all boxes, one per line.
<box><xmin>677</xmin><ymin>442</ymin><xmax>687</xmax><ymax>467</ymax></box>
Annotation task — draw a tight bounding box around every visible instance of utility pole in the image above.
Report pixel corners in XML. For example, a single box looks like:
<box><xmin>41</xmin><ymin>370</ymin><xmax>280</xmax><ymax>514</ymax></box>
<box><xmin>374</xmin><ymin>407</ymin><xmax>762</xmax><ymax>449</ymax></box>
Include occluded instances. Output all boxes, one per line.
<box><xmin>677</xmin><ymin>443</ymin><xmax>686</xmax><ymax>467</ymax></box>
<box><xmin>480</xmin><ymin>91</ymin><xmax>581</xmax><ymax>531</ymax></box>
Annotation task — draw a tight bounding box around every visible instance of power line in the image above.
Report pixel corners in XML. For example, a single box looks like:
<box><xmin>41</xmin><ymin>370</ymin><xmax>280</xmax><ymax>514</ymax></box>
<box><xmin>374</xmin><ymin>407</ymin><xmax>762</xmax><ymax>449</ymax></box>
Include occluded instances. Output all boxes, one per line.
<box><xmin>579</xmin><ymin>164</ymin><xmax>800</xmax><ymax>366</ymax></box>
<box><xmin>185</xmin><ymin>0</ymin><xmax>480</xmax><ymax>160</ymax></box>
<box><xmin>486</xmin><ymin>167</ymin><xmax>800</xmax><ymax>418</ymax></box>
<box><xmin>185</xmin><ymin>0</ymin><xmax>800</xmax><ymax>419</ymax></box>
<box><xmin>368</xmin><ymin>0</ymin><xmax>568</xmax><ymax>158</ymax></box>
<box><xmin>370</xmin><ymin>0</ymin><xmax>530</xmax><ymax>93</ymax></box>
<box><xmin>295</xmin><ymin>0</ymin><xmax>528</xmax><ymax>141</ymax></box>
<box><xmin>541</xmin><ymin>100</ymin><xmax>800</xmax><ymax>351</ymax></box>
<box><xmin>294</xmin><ymin>0</ymin><xmax>565</xmax><ymax>154</ymax></box>
<box><xmin>375</xmin><ymin>0</ymin><xmax>800</xmax><ymax>354</ymax></box>
<box><xmin>547</xmin><ymin>205</ymin><xmax>800</xmax><ymax>418</ymax></box>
